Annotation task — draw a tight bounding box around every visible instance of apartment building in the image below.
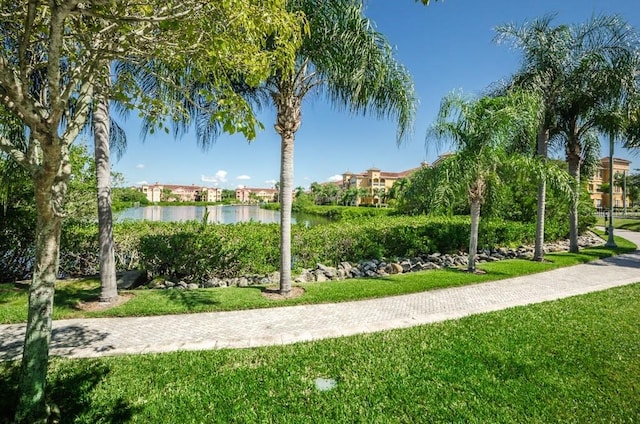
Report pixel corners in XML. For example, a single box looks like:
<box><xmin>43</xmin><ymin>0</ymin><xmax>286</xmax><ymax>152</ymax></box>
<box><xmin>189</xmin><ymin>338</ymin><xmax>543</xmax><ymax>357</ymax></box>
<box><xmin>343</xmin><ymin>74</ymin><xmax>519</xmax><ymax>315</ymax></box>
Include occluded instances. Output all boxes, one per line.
<box><xmin>235</xmin><ymin>187</ymin><xmax>278</xmax><ymax>203</ymax></box>
<box><xmin>341</xmin><ymin>162</ymin><xmax>428</xmax><ymax>206</ymax></box>
<box><xmin>139</xmin><ymin>184</ymin><xmax>222</xmax><ymax>203</ymax></box>
<box><xmin>588</xmin><ymin>157</ymin><xmax>631</xmax><ymax>209</ymax></box>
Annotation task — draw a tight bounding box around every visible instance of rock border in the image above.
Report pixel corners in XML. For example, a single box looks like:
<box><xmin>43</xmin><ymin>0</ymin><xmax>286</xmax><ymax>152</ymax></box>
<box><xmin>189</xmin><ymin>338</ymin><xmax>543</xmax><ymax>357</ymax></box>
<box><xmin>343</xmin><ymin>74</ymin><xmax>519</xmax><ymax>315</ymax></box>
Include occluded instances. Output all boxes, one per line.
<box><xmin>139</xmin><ymin>233</ymin><xmax>604</xmax><ymax>290</ymax></box>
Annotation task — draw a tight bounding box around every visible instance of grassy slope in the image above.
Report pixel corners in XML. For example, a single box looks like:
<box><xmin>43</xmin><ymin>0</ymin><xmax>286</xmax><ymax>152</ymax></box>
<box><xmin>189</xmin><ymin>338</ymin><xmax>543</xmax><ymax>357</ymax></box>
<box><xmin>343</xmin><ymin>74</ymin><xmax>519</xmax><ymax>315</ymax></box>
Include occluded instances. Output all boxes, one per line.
<box><xmin>1</xmin><ymin>284</ymin><xmax>638</xmax><ymax>423</ymax></box>
<box><xmin>0</xmin><ymin>234</ymin><xmax>635</xmax><ymax>324</ymax></box>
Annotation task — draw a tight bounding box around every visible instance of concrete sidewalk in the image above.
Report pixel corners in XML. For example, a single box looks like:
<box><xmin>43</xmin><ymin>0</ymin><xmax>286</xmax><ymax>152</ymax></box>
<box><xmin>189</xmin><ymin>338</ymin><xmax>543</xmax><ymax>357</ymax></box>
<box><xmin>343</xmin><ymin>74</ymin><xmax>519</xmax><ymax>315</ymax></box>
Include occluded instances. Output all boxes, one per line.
<box><xmin>2</xmin><ymin>229</ymin><xmax>639</xmax><ymax>361</ymax></box>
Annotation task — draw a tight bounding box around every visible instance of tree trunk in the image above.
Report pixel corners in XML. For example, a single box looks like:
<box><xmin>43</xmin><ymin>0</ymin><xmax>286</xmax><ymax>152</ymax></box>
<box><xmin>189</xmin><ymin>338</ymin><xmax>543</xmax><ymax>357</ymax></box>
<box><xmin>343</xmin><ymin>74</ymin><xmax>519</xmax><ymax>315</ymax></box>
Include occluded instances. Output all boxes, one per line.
<box><xmin>15</xmin><ymin>147</ymin><xmax>68</xmax><ymax>423</ymax></box>
<box><xmin>533</xmin><ymin>126</ymin><xmax>549</xmax><ymax>261</ymax></box>
<box><xmin>566</xmin><ymin>139</ymin><xmax>581</xmax><ymax>254</ymax></box>
<box><xmin>94</xmin><ymin>65</ymin><xmax>118</xmax><ymax>303</ymax></box>
<box><xmin>468</xmin><ymin>199</ymin><xmax>481</xmax><ymax>272</ymax></box>
<box><xmin>273</xmin><ymin>86</ymin><xmax>301</xmax><ymax>296</ymax></box>
<box><xmin>279</xmin><ymin>135</ymin><xmax>294</xmax><ymax>295</ymax></box>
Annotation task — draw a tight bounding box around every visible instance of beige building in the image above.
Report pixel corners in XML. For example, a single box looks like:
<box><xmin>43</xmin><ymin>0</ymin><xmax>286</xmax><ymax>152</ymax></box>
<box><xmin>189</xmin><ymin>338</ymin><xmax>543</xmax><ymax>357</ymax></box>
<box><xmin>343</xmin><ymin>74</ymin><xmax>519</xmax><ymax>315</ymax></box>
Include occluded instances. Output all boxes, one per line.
<box><xmin>342</xmin><ymin>162</ymin><xmax>427</xmax><ymax>206</ymax></box>
<box><xmin>139</xmin><ymin>184</ymin><xmax>222</xmax><ymax>203</ymax></box>
<box><xmin>588</xmin><ymin>157</ymin><xmax>631</xmax><ymax>209</ymax></box>
<box><xmin>235</xmin><ymin>187</ymin><xmax>278</xmax><ymax>203</ymax></box>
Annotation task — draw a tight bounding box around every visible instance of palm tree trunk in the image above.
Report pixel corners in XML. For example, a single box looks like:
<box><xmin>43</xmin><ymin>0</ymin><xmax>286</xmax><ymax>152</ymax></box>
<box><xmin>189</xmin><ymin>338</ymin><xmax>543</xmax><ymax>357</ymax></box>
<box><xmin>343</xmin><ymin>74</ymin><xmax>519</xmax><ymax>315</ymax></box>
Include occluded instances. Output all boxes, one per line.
<box><xmin>567</xmin><ymin>143</ymin><xmax>581</xmax><ymax>253</ymax></box>
<box><xmin>94</xmin><ymin>64</ymin><xmax>118</xmax><ymax>303</ymax></box>
<box><xmin>468</xmin><ymin>199</ymin><xmax>481</xmax><ymax>272</ymax></box>
<box><xmin>15</xmin><ymin>145</ymin><xmax>67</xmax><ymax>423</ymax></box>
<box><xmin>273</xmin><ymin>86</ymin><xmax>301</xmax><ymax>296</ymax></box>
<box><xmin>533</xmin><ymin>126</ymin><xmax>549</xmax><ymax>261</ymax></box>
<box><xmin>279</xmin><ymin>135</ymin><xmax>294</xmax><ymax>295</ymax></box>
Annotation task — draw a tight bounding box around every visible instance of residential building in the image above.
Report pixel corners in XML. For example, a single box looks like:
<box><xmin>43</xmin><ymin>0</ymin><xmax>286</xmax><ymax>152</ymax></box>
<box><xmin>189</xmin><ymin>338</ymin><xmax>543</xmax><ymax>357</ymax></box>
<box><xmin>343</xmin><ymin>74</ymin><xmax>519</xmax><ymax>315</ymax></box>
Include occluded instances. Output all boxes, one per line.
<box><xmin>138</xmin><ymin>184</ymin><xmax>222</xmax><ymax>203</ymax></box>
<box><xmin>235</xmin><ymin>187</ymin><xmax>278</xmax><ymax>203</ymax></box>
<box><xmin>341</xmin><ymin>162</ymin><xmax>428</xmax><ymax>206</ymax></box>
<box><xmin>588</xmin><ymin>157</ymin><xmax>631</xmax><ymax>209</ymax></box>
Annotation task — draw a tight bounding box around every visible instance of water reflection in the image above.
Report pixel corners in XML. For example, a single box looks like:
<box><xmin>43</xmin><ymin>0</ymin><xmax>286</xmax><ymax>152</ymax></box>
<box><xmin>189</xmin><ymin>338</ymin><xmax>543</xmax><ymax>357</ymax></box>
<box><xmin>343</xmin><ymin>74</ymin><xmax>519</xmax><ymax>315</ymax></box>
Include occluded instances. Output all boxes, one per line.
<box><xmin>116</xmin><ymin>205</ymin><xmax>330</xmax><ymax>226</ymax></box>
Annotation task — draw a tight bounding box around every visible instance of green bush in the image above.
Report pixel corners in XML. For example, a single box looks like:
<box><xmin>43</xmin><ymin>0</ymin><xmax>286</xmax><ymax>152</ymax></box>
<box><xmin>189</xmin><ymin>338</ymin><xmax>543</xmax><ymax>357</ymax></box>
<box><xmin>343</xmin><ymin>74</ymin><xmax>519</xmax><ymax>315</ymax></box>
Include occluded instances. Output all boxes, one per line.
<box><xmin>48</xmin><ymin>215</ymin><xmax>561</xmax><ymax>283</ymax></box>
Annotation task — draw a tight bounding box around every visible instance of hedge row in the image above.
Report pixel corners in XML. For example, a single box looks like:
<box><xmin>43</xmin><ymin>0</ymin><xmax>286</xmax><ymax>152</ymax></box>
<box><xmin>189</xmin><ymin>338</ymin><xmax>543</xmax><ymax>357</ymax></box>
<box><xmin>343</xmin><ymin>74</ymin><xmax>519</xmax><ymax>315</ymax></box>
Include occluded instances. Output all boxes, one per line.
<box><xmin>56</xmin><ymin>216</ymin><xmax>549</xmax><ymax>283</ymax></box>
<box><xmin>2</xmin><ymin>214</ymin><xmax>570</xmax><ymax>283</ymax></box>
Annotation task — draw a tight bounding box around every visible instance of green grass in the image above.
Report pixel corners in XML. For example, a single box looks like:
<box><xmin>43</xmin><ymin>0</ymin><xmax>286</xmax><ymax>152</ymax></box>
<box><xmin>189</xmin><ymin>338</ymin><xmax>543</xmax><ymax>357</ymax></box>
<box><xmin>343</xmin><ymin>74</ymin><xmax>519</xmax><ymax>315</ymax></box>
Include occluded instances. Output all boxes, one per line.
<box><xmin>596</xmin><ymin>216</ymin><xmax>640</xmax><ymax>231</ymax></box>
<box><xmin>1</xmin><ymin>283</ymin><xmax>639</xmax><ymax>423</ymax></box>
<box><xmin>1</xmin><ymin>233</ymin><xmax>635</xmax><ymax>324</ymax></box>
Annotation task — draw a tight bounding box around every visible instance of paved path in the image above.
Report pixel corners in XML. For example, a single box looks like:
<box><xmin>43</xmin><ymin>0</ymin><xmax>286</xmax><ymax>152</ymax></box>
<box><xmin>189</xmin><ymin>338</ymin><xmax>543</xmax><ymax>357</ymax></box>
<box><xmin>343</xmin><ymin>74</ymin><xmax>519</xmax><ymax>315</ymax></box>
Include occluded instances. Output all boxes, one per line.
<box><xmin>2</xmin><ymin>229</ymin><xmax>639</xmax><ymax>361</ymax></box>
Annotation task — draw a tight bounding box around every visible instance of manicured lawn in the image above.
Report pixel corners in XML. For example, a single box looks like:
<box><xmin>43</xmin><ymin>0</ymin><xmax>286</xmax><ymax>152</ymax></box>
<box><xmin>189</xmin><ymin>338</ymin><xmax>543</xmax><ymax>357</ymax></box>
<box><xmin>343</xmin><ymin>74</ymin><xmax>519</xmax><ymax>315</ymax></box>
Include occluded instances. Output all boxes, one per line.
<box><xmin>596</xmin><ymin>216</ymin><xmax>640</xmax><ymax>231</ymax></box>
<box><xmin>1</xmin><ymin>283</ymin><xmax>638</xmax><ymax>423</ymax></box>
<box><xmin>0</xmin><ymin>234</ymin><xmax>635</xmax><ymax>324</ymax></box>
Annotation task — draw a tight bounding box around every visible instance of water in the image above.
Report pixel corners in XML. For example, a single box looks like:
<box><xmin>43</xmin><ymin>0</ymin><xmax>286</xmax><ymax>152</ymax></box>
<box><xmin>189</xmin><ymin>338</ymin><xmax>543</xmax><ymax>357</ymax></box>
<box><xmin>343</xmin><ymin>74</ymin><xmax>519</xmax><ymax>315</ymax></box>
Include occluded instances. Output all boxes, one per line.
<box><xmin>116</xmin><ymin>205</ymin><xmax>331</xmax><ymax>226</ymax></box>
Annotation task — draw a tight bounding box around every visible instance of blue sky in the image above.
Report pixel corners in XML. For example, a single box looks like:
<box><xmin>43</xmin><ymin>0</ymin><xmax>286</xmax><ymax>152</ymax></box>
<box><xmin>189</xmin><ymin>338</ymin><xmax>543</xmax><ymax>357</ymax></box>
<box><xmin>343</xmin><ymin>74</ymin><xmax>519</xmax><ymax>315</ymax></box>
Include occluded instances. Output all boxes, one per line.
<box><xmin>110</xmin><ymin>0</ymin><xmax>640</xmax><ymax>189</ymax></box>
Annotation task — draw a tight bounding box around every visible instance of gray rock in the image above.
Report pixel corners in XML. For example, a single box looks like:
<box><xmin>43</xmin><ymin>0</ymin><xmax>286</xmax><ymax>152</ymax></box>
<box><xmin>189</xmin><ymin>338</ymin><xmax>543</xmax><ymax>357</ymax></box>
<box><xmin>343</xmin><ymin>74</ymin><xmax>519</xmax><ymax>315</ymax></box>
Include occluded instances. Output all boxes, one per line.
<box><xmin>187</xmin><ymin>283</ymin><xmax>199</xmax><ymax>290</ymax></box>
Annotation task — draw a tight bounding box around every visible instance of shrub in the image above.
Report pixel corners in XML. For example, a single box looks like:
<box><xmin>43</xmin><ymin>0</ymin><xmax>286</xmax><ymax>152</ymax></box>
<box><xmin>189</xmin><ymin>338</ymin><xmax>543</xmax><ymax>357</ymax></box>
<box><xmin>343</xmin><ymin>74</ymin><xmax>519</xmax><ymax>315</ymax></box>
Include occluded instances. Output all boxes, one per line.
<box><xmin>18</xmin><ymin>215</ymin><xmax>566</xmax><ymax>284</ymax></box>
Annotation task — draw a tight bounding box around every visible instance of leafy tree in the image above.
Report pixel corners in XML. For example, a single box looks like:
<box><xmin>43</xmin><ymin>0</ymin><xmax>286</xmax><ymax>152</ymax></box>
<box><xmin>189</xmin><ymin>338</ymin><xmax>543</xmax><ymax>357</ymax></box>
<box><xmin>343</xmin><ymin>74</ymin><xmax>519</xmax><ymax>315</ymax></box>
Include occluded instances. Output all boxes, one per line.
<box><xmin>428</xmin><ymin>91</ymin><xmax>540</xmax><ymax>272</ymax></box>
<box><xmin>263</xmin><ymin>0</ymin><xmax>416</xmax><ymax>294</ymax></box>
<box><xmin>112</xmin><ymin>187</ymin><xmax>149</xmax><ymax>206</ymax></box>
<box><xmin>497</xmin><ymin>14</ymin><xmax>640</xmax><ymax>254</ymax></box>
<box><xmin>0</xmin><ymin>2</ymin><xmax>300</xmax><ymax>421</ymax></box>
<box><xmin>222</xmin><ymin>189</ymin><xmax>237</xmax><ymax>203</ymax></box>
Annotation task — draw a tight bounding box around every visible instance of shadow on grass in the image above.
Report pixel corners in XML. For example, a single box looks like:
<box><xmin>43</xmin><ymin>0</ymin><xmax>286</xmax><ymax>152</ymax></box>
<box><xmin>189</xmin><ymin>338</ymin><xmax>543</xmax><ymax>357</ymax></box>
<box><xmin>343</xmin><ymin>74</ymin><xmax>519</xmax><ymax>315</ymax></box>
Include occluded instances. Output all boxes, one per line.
<box><xmin>0</xmin><ymin>361</ymin><xmax>137</xmax><ymax>424</ymax></box>
<box><xmin>0</xmin><ymin>362</ymin><xmax>20</xmax><ymax>424</ymax></box>
<box><xmin>159</xmin><ymin>289</ymin><xmax>222</xmax><ymax>311</ymax></box>
<box><xmin>54</xmin><ymin>285</ymin><xmax>101</xmax><ymax>311</ymax></box>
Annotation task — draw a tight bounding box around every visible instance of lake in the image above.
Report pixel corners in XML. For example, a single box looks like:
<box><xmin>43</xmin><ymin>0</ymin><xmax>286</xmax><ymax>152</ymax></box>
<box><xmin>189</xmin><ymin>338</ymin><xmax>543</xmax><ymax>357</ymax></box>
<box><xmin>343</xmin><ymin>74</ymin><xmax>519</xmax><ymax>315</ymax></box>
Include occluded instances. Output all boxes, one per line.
<box><xmin>116</xmin><ymin>205</ymin><xmax>331</xmax><ymax>226</ymax></box>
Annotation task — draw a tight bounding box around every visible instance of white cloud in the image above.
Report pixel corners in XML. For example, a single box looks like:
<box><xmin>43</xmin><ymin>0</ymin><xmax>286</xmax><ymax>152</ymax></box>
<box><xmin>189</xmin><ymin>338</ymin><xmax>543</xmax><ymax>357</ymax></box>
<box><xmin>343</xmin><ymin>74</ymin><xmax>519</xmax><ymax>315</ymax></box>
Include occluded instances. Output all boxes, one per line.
<box><xmin>201</xmin><ymin>170</ymin><xmax>228</xmax><ymax>184</ymax></box>
<box><xmin>136</xmin><ymin>163</ymin><xmax>145</xmax><ymax>169</ymax></box>
<box><xmin>327</xmin><ymin>174</ymin><xmax>343</xmax><ymax>182</ymax></box>
<box><xmin>265</xmin><ymin>179</ymin><xmax>277</xmax><ymax>185</ymax></box>
<box><xmin>136</xmin><ymin>180</ymin><xmax>149</xmax><ymax>185</ymax></box>
<box><xmin>236</xmin><ymin>175</ymin><xmax>251</xmax><ymax>180</ymax></box>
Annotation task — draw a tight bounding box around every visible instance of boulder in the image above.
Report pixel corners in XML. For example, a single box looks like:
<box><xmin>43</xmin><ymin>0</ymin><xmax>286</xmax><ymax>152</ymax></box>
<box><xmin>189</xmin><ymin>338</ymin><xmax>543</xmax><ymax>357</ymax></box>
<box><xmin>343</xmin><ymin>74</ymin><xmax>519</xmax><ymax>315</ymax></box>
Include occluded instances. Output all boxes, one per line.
<box><xmin>385</xmin><ymin>263</ymin><xmax>404</xmax><ymax>274</ymax></box>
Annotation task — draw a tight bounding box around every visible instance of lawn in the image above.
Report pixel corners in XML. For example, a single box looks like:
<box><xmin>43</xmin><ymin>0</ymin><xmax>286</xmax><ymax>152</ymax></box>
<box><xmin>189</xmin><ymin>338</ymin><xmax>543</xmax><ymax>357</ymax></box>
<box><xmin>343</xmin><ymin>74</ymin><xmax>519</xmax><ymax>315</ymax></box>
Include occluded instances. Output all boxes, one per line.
<box><xmin>0</xmin><ymin>234</ymin><xmax>635</xmax><ymax>324</ymax></box>
<box><xmin>1</xmin><ymin>283</ymin><xmax>638</xmax><ymax>423</ymax></box>
<box><xmin>596</xmin><ymin>216</ymin><xmax>640</xmax><ymax>231</ymax></box>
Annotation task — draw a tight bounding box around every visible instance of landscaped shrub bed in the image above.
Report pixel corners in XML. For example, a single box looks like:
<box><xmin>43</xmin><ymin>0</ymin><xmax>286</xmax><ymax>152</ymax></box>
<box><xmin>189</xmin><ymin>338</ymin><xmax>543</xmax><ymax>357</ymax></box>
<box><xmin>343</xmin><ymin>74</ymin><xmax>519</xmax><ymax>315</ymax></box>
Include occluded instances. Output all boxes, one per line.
<box><xmin>50</xmin><ymin>215</ymin><xmax>561</xmax><ymax>283</ymax></box>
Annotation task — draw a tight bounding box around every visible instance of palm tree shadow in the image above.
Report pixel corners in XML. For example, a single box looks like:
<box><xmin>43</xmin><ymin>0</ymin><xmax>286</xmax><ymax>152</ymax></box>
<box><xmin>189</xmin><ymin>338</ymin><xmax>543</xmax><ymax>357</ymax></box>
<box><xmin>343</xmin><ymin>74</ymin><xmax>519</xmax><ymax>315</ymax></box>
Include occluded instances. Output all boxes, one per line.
<box><xmin>48</xmin><ymin>361</ymin><xmax>138</xmax><ymax>424</ymax></box>
<box><xmin>159</xmin><ymin>289</ymin><xmax>221</xmax><ymax>311</ymax></box>
<box><xmin>0</xmin><ymin>360</ymin><xmax>138</xmax><ymax>424</ymax></box>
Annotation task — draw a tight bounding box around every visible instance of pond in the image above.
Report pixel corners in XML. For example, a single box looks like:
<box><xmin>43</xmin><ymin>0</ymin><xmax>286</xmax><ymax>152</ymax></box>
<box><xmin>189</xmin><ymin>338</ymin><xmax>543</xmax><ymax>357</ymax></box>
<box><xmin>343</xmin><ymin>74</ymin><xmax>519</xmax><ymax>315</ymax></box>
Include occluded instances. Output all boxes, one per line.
<box><xmin>116</xmin><ymin>205</ymin><xmax>332</xmax><ymax>226</ymax></box>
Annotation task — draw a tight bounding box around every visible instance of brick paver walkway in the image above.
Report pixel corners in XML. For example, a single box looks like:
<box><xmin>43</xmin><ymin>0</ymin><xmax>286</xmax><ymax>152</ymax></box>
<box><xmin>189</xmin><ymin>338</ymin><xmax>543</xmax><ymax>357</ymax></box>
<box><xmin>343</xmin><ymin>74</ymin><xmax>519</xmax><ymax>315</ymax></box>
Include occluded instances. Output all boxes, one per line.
<box><xmin>2</xmin><ymin>229</ymin><xmax>639</xmax><ymax>361</ymax></box>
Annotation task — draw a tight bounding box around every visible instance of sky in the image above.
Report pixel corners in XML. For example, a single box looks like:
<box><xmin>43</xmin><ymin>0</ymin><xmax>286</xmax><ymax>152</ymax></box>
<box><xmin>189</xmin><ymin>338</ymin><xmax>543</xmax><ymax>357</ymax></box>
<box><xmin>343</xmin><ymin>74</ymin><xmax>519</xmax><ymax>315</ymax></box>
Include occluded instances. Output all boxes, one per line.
<box><xmin>109</xmin><ymin>0</ymin><xmax>640</xmax><ymax>190</ymax></box>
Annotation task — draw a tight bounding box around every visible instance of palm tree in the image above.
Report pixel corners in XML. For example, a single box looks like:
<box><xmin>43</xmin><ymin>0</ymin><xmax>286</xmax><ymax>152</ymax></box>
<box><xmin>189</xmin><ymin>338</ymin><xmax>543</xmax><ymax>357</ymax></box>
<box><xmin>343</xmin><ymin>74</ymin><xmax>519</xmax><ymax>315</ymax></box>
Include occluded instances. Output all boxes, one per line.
<box><xmin>495</xmin><ymin>15</ymin><xmax>572</xmax><ymax>260</ymax></box>
<box><xmin>266</xmin><ymin>0</ymin><xmax>416</xmax><ymax>294</ymax></box>
<box><xmin>554</xmin><ymin>16</ymin><xmax>640</xmax><ymax>252</ymax></box>
<box><xmin>497</xmin><ymin>14</ymin><xmax>640</xmax><ymax>254</ymax></box>
<box><xmin>158</xmin><ymin>0</ymin><xmax>415</xmax><ymax>295</ymax></box>
<box><xmin>428</xmin><ymin>91</ymin><xmax>539</xmax><ymax>272</ymax></box>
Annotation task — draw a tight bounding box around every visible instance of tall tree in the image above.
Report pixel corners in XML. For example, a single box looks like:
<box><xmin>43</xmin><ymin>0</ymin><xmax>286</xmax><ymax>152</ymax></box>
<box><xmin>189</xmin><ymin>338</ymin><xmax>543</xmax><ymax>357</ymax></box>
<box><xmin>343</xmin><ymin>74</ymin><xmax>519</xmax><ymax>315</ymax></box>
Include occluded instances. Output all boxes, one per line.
<box><xmin>428</xmin><ymin>91</ymin><xmax>539</xmax><ymax>272</ymax></box>
<box><xmin>553</xmin><ymin>16</ymin><xmax>640</xmax><ymax>252</ymax></box>
<box><xmin>495</xmin><ymin>15</ymin><xmax>575</xmax><ymax>261</ymax></box>
<box><xmin>174</xmin><ymin>0</ymin><xmax>417</xmax><ymax>296</ymax></box>
<box><xmin>267</xmin><ymin>0</ymin><xmax>416</xmax><ymax>295</ymax></box>
<box><xmin>496</xmin><ymin>14</ymin><xmax>640</xmax><ymax>255</ymax></box>
<box><xmin>0</xmin><ymin>2</ymin><xmax>300</xmax><ymax>421</ymax></box>
<box><xmin>93</xmin><ymin>63</ymin><xmax>118</xmax><ymax>302</ymax></box>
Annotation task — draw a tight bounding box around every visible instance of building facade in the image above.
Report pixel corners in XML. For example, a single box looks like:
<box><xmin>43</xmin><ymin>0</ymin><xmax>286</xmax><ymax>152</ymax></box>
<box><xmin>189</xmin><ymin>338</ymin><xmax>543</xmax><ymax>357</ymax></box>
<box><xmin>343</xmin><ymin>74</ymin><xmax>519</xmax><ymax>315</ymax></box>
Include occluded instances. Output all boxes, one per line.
<box><xmin>139</xmin><ymin>184</ymin><xmax>222</xmax><ymax>203</ymax></box>
<box><xmin>588</xmin><ymin>157</ymin><xmax>631</xmax><ymax>209</ymax></box>
<box><xmin>341</xmin><ymin>162</ymin><xmax>428</xmax><ymax>206</ymax></box>
<box><xmin>235</xmin><ymin>187</ymin><xmax>278</xmax><ymax>203</ymax></box>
